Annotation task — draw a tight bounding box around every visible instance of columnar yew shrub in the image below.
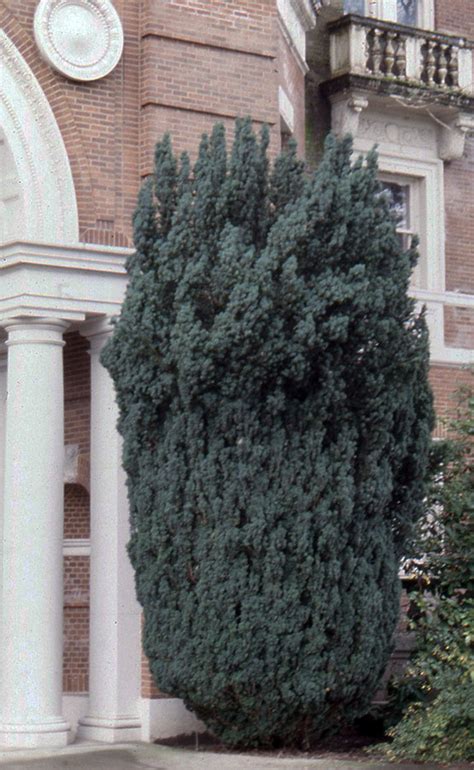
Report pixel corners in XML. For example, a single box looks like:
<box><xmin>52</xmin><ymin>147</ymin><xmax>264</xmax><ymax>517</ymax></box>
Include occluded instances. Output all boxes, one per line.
<box><xmin>102</xmin><ymin>121</ymin><xmax>434</xmax><ymax>747</ymax></box>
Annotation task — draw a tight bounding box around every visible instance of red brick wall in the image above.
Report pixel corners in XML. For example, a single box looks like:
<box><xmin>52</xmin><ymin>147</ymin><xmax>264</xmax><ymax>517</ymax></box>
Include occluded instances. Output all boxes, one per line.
<box><xmin>64</xmin><ymin>333</ymin><xmax>90</xmax><ymax>459</ymax></box>
<box><xmin>140</xmin><ymin>0</ymin><xmax>280</xmax><ymax>169</ymax></box>
<box><xmin>0</xmin><ymin>0</ymin><xmax>140</xmax><ymax>245</ymax></box>
<box><xmin>63</xmin><ymin>556</ymin><xmax>90</xmax><ymax>693</ymax></box>
<box><xmin>3</xmin><ymin>0</ymin><xmax>285</xmax><ymax>241</ymax></box>
<box><xmin>63</xmin><ymin>333</ymin><xmax>91</xmax><ymax>693</ymax></box>
<box><xmin>64</xmin><ymin>485</ymin><xmax>90</xmax><ymax>541</ymax></box>
<box><xmin>141</xmin><ymin>617</ymin><xmax>168</xmax><ymax>699</ymax></box>
<box><xmin>430</xmin><ymin>365</ymin><xmax>473</xmax><ymax>438</ymax></box>
<box><xmin>444</xmin><ymin>137</ymin><xmax>474</xmax><ymax>295</ymax></box>
<box><xmin>435</xmin><ymin>0</ymin><xmax>474</xmax><ymax>37</ymax></box>
<box><xmin>444</xmin><ymin>306</ymin><xmax>474</xmax><ymax>350</ymax></box>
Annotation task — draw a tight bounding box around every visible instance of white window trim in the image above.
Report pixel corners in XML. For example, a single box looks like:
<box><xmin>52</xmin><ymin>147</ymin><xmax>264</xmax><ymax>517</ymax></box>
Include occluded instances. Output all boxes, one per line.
<box><xmin>378</xmin><ymin>174</ymin><xmax>421</xmax><ymax>283</ymax></box>
<box><xmin>348</xmin><ymin>0</ymin><xmax>434</xmax><ymax>30</ymax></box>
<box><xmin>374</xmin><ymin>153</ymin><xmax>445</xmax><ymax>294</ymax></box>
<box><xmin>350</xmin><ymin>143</ymin><xmax>472</xmax><ymax>365</ymax></box>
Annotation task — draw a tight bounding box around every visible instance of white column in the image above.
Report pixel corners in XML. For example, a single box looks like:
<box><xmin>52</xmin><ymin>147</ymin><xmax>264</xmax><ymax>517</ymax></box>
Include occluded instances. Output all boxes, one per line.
<box><xmin>0</xmin><ymin>318</ymin><xmax>70</xmax><ymax>748</ymax></box>
<box><xmin>0</xmin><ymin>353</ymin><xmax>7</xmax><ymax>701</ymax></box>
<box><xmin>78</xmin><ymin>318</ymin><xmax>141</xmax><ymax>743</ymax></box>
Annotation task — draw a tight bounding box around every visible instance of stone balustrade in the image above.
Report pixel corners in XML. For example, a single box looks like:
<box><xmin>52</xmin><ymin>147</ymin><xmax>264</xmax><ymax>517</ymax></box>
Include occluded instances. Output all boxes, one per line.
<box><xmin>328</xmin><ymin>14</ymin><xmax>474</xmax><ymax>95</ymax></box>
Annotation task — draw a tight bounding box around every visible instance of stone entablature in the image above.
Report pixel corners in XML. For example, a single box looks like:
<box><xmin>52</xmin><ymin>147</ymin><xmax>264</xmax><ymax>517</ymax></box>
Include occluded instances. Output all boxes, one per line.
<box><xmin>0</xmin><ymin>241</ymin><xmax>131</xmax><ymax>323</ymax></box>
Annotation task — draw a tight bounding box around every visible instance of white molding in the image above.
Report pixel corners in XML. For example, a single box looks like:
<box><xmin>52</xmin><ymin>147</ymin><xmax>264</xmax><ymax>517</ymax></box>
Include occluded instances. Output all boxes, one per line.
<box><xmin>277</xmin><ymin>0</ymin><xmax>316</xmax><ymax>61</ymax></box>
<box><xmin>352</xmin><ymin>121</ymin><xmax>473</xmax><ymax>366</ymax></box>
<box><xmin>353</xmin><ymin>133</ymin><xmax>445</xmax><ymax>294</ymax></box>
<box><xmin>413</xmin><ymin>295</ymin><xmax>474</xmax><ymax>365</ymax></box>
<box><xmin>62</xmin><ymin>695</ymin><xmax>89</xmax><ymax>740</ymax></box>
<box><xmin>34</xmin><ymin>0</ymin><xmax>124</xmax><ymax>82</ymax></box>
<box><xmin>139</xmin><ymin>698</ymin><xmax>205</xmax><ymax>742</ymax></box>
<box><xmin>0</xmin><ymin>31</ymin><xmax>78</xmax><ymax>244</ymax></box>
<box><xmin>63</xmin><ymin>539</ymin><xmax>91</xmax><ymax>557</ymax></box>
<box><xmin>413</xmin><ymin>289</ymin><xmax>474</xmax><ymax>308</ymax></box>
<box><xmin>412</xmin><ymin>289</ymin><xmax>474</xmax><ymax>365</ymax></box>
<box><xmin>364</xmin><ymin>0</ymin><xmax>434</xmax><ymax>29</ymax></box>
<box><xmin>329</xmin><ymin>92</ymin><xmax>369</xmax><ymax>136</ymax></box>
<box><xmin>439</xmin><ymin>113</ymin><xmax>474</xmax><ymax>162</ymax></box>
<box><xmin>0</xmin><ymin>241</ymin><xmax>131</xmax><ymax>322</ymax></box>
<box><xmin>279</xmin><ymin>86</ymin><xmax>295</xmax><ymax>133</ymax></box>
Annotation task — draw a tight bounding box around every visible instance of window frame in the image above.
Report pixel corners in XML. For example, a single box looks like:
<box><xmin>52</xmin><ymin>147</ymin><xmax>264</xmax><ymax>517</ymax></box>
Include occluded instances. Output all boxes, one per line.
<box><xmin>378</xmin><ymin>172</ymin><xmax>424</xmax><ymax>288</ymax></box>
<box><xmin>344</xmin><ymin>0</ymin><xmax>434</xmax><ymax>29</ymax></box>
<box><xmin>375</xmin><ymin>157</ymin><xmax>445</xmax><ymax>293</ymax></box>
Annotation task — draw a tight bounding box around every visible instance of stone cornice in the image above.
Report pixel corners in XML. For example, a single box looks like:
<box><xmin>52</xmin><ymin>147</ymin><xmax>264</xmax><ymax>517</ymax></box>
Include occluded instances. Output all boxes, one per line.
<box><xmin>321</xmin><ymin>73</ymin><xmax>474</xmax><ymax>113</ymax></box>
<box><xmin>0</xmin><ymin>240</ymin><xmax>132</xmax><ymax>322</ymax></box>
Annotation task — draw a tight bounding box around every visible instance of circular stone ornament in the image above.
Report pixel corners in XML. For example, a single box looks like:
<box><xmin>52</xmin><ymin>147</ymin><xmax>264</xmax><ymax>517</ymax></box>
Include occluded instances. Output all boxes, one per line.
<box><xmin>34</xmin><ymin>0</ymin><xmax>124</xmax><ymax>81</ymax></box>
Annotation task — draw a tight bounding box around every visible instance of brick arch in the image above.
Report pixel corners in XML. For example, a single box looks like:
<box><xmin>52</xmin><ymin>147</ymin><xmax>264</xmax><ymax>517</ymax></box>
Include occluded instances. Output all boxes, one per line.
<box><xmin>0</xmin><ymin>1</ymin><xmax>97</xmax><ymax>234</ymax></box>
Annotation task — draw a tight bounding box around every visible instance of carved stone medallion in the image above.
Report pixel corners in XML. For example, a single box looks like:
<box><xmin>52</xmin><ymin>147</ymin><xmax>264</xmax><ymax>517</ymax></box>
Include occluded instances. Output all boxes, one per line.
<box><xmin>34</xmin><ymin>0</ymin><xmax>124</xmax><ymax>81</ymax></box>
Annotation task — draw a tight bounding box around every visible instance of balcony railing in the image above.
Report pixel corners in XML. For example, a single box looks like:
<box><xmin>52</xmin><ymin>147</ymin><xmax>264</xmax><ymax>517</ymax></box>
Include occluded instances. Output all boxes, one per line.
<box><xmin>327</xmin><ymin>14</ymin><xmax>474</xmax><ymax>97</ymax></box>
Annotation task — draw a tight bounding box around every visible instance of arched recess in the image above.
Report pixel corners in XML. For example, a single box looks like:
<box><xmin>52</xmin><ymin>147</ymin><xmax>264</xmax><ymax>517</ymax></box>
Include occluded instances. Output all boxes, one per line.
<box><xmin>0</xmin><ymin>29</ymin><xmax>79</xmax><ymax>245</ymax></box>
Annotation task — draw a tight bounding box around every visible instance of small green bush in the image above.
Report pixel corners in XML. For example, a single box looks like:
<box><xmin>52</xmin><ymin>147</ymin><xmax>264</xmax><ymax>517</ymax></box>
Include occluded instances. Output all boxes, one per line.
<box><xmin>379</xmin><ymin>379</ymin><xmax>474</xmax><ymax>763</ymax></box>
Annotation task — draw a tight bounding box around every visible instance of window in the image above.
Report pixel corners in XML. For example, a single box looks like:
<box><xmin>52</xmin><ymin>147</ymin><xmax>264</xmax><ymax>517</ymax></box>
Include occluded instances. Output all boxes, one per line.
<box><xmin>343</xmin><ymin>0</ymin><xmax>433</xmax><ymax>28</ymax></box>
<box><xmin>379</xmin><ymin>180</ymin><xmax>413</xmax><ymax>250</ymax></box>
<box><xmin>344</xmin><ymin>0</ymin><xmax>365</xmax><ymax>12</ymax></box>
<box><xmin>378</xmin><ymin>173</ymin><xmax>424</xmax><ymax>288</ymax></box>
<box><xmin>396</xmin><ymin>0</ymin><xmax>417</xmax><ymax>25</ymax></box>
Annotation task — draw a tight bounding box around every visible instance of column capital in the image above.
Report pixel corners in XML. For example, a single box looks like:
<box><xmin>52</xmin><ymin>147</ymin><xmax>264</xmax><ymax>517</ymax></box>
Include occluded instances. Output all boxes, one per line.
<box><xmin>81</xmin><ymin>316</ymin><xmax>115</xmax><ymax>353</ymax></box>
<box><xmin>2</xmin><ymin>318</ymin><xmax>69</xmax><ymax>348</ymax></box>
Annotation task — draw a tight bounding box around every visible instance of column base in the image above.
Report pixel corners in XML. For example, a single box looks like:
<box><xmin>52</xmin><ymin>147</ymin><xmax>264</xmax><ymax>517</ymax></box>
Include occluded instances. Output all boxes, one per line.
<box><xmin>0</xmin><ymin>718</ymin><xmax>70</xmax><ymax>748</ymax></box>
<box><xmin>78</xmin><ymin>715</ymin><xmax>142</xmax><ymax>743</ymax></box>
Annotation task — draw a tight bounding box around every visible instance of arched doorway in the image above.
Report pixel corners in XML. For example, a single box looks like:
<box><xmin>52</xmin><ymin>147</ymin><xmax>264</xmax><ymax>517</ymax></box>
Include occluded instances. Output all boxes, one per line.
<box><xmin>0</xmin><ymin>29</ymin><xmax>78</xmax><ymax>245</ymax></box>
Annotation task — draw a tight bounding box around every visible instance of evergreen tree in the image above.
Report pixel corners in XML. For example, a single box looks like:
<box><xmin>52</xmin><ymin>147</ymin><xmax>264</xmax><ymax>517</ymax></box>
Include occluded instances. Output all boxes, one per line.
<box><xmin>102</xmin><ymin>120</ymin><xmax>434</xmax><ymax>748</ymax></box>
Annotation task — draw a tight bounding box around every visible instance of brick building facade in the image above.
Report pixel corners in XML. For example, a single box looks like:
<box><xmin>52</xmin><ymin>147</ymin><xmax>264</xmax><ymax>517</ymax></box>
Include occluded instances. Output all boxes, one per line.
<box><xmin>0</xmin><ymin>0</ymin><xmax>472</xmax><ymax>749</ymax></box>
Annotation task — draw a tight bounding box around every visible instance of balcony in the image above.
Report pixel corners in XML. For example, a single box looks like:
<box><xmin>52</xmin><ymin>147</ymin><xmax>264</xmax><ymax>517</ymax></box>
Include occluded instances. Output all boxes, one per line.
<box><xmin>321</xmin><ymin>14</ymin><xmax>474</xmax><ymax>160</ymax></box>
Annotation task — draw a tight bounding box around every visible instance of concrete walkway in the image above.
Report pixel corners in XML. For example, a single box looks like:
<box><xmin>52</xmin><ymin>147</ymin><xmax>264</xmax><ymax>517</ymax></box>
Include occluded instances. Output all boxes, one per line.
<box><xmin>0</xmin><ymin>742</ymin><xmax>466</xmax><ymax>770</ymax></box>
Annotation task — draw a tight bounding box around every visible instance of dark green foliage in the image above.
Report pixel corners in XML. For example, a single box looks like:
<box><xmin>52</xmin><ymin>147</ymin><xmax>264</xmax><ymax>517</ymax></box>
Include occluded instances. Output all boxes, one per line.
<box><xmin>102</xmin><ymin>120</ymin><xmax>434</xmax><ymax>748</ymax></box>
<box><xmin>378</xmin><ymin>378</ymin><xmax>473</xmax><ymax>762</ymax></box>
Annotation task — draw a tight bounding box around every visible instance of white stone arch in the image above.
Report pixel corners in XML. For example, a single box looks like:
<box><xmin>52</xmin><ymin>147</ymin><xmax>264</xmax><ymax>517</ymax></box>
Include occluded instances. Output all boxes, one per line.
<box><xmin>0</xmin><ymin>30</ymin><xmax>79</xmax><ymax>245</ymax></box>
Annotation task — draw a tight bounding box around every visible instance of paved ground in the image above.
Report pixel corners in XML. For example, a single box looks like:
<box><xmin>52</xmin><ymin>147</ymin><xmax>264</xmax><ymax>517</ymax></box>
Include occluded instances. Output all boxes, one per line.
<box><xmin>0</xmin><ymin>742</ymin><xmax>467</xmax><ymax>770</ymax></box>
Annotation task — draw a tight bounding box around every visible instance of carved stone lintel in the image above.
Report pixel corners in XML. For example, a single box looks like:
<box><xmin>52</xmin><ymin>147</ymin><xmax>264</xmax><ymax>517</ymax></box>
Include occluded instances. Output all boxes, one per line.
<box><xmin>439</xmin><ymin>113</ymin><xmax>474</xmax><ymax>161</ymax></box>
<box><xmin>330</xmin><ymin>93</ymin><xmax>369</xmax><ymax>138</ymax></box>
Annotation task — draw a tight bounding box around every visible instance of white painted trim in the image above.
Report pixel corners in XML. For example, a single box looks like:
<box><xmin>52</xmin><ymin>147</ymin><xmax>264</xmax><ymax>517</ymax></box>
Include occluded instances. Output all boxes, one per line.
<box><xmin>353</xmin><ymin>141</ymin><xmax>445</xmax><ymax>294</ymax></box>
<box><xmin>140</xmin><ymin>698</ymin><xmax>205</xmax><ymax>742</ymax></box>
<box><xmin>277</xmin><ymin>0</ymin><xmax>315</xmax><ymax>61</ymax></box>
<box><xmin>279</xmin><ymin>86</ymin><xmax>295</xmax><ymax>133</ymax></box>
<box><xmin>365</xmin><ymin>0</ymin><xmax>434</xmax><ymax>29</ymax></box>
<box><xmin>62</xmin><ymin>694</ymin><xmax>89</xmax><ymax>741</ymax></box>
<box><xmin>63</xmin><ymin>539</ymin><xmax>91</xmax><ymax>557</ymax></box>
<box><xmin>0</xmin><ymin>240</ymin><xmax>132</xmax><ymax>272</ymax></box>
<box><xmin>413</xmin><ymin>289</ymin><xmax>474</xmax><ymax>308</ymax></box>
<box><xmin>353</xmin><ymin>128</ymin><xmax>472</xmax><ymax>366</ymax></box>
<box><xmin>0</xmin><ymin>241</ymin><xmax>132</xmax><ymax>322</ymax></box>
<box><xmin>412</xmin><ymin>290</ymin><xmax>474</xmax><ymax>365</ymax></box>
